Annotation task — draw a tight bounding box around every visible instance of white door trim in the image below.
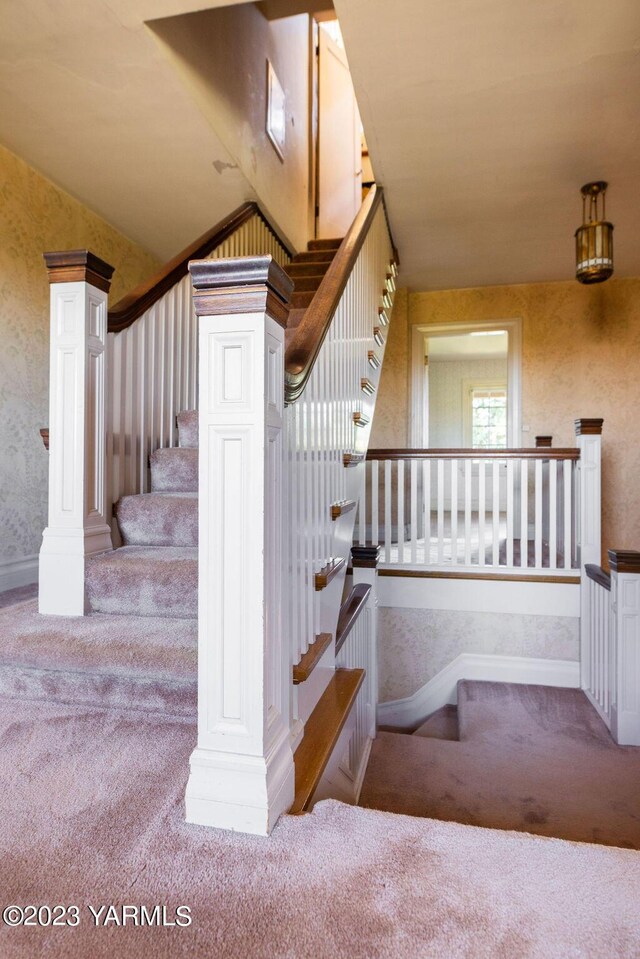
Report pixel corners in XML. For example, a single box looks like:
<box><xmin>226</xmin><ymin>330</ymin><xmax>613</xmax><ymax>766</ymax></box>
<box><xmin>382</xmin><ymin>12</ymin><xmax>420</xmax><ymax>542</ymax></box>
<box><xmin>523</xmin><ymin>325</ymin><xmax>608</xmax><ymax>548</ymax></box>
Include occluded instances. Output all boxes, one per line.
<box><xmin>410</xmin><ymin>318</ymin><xmax>523</xmax><ymax>449</ymax></box>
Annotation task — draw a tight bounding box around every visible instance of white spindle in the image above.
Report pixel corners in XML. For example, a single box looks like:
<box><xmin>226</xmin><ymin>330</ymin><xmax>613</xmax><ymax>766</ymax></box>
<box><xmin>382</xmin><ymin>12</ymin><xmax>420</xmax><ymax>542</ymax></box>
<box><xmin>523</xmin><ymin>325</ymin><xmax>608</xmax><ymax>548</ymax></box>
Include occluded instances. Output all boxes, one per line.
<box><xmin>563</xmin><ymin>460</ymin><xmax>572</xmax><ymax>571</ymax></box>
<box><xmin>520</xmin><ymin>459</ymin><xmax>528</xmax><ymax>568</ymax></box>
<box><xmin>492</xmin><ymin>459</ymin><xmax>500</xmax><ymax>566</ymax></box>
<box><xmin>478</xmin><ymin>460</ymin><xmax>486</xmax><ymax>566</ymax></box>
<box><xmin>450</xmin><ymin>459</ymin><xmax>458</xmax><ymax>566</ymax></box>
<box><xmin>397</xmin><ymin>459</ymin><xmax>405</xmax><ymax>563</ymax></box>
<box><xmin>384</xmin><ymin>459</ymin><xmax>392</xmax><ymax>563</ymax></box>
<box><xmin>549</xmin><ymin>460</ymin><xmax>558</xmax><ymax>570</ymax></box>
<box><xmin>410</xmin><ymin>459</ymin><xmax>418</xmax><ymax>564</ymax></box>
<box><xmin>506</xmin><ymin>459</ymin><xmax>514</xmax><ymax>567</ymax></box>
<box><xmin>535</xmin><ymin>458</ymin><xmax>543</xmax><ymax>568</ymax></box>
<box><xmin>372</xmin><ymin>460</ymin><xmax>379</xmax><ymax>547</ymax></box>
<box><xmin>437</xmin><ymin>458</ymin><xmax>445</xmax><ymax>564</ymax></box>
<box><xmin>464</xmin><ymin>459</ymin><xmax>472</xmax><ymax>566</ymax></box>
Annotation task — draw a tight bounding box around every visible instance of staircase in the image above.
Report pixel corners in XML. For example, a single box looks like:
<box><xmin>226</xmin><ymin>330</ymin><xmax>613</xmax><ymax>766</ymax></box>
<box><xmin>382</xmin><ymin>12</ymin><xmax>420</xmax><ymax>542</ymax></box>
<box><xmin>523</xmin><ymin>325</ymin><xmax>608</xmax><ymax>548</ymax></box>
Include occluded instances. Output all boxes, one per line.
<box><xmin>283</xmin><ymin>237</ymin><xmax>342</xmax><ymax>333</ymax></box>
<box><xmin>360</xmin><ymin>679</ymin><xmax>640</xmax><ymax>849</ymax></box>
<box><xmin>87</xmin><ymin>411</ymin><xmax>199</xmax><ymax>619</ymax></box>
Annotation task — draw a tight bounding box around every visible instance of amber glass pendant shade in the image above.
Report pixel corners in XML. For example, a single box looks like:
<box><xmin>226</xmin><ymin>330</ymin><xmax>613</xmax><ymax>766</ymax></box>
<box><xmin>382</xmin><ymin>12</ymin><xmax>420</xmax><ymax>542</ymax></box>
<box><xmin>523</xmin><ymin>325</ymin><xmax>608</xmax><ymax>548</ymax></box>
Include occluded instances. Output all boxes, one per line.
<box><xmin>575</xmin><ymin>181</ymin><xmax>614</xmax><ymax>284</ymax></box>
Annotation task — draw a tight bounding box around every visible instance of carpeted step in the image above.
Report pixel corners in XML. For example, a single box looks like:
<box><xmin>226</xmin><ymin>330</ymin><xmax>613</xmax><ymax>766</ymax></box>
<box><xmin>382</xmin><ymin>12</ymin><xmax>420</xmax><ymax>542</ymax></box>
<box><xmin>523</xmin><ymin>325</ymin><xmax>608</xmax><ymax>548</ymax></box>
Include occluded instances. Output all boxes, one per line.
<box><xmin>308</xmin><ymin>237</ymin><xmax>342</xmax><ymax>250</ymax></box>
<box><xmin>177</xmin><ymin>410</ymin><xmax>198</xmax><ymax>448</ymax></box>
<box><xmin>115</xmin><ymin>493</ymin><xmax>197</xmax><ymax>547</ymax></box>
<box><xmin>86</xmin><ymin>546</ymin><xmax>197</xmax><ymax>618</ymax></box>
<box><xmin>413</xmin><ymin>704</ymin><xmax>459</xmax><ymax>741</ymax></box>
<box><xmin>150</xmin><ymin>447</ymin><xmax>197</xmax><ymax>492</ymax></box>
<box><xmin>0</xmin><ymin>600</ymin><xmax>196</xmax><ymax>716</ymax></box>
<box><xmin>456</xmin><ymin>679</ymin><xmax>613</xmax><ymax>745</ymax></box>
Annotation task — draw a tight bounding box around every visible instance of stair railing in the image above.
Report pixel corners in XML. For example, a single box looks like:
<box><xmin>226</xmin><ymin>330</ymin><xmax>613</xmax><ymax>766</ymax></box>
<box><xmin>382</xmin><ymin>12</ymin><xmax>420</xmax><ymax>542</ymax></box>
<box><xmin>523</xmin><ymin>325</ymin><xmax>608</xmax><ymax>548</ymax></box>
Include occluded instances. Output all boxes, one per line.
<box><xmin>39</xmin><ymin>205</ymin><xmax>292</xmax><ymax>615</ymax></box>
<box><xmin>185</xmin><ymin>185</ymin><xmax>396</xmax><ymax>834</ymax></box>
<box><xmin>106</xmin><ymin>204</ymin><xmax>292</xmax><ymax>535</ymax></box>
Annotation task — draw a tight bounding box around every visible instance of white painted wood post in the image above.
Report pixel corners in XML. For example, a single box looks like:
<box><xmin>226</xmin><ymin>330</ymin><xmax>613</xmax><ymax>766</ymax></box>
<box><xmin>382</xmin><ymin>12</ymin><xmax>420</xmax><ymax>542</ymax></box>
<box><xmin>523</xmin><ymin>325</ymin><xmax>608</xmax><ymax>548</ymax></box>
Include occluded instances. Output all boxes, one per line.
<box><xmin>39</xmin><ymin>252</ymin><xmax>114</xmax><ymax>616</ymax></box>
<box><xmin>185</xmin><ymin>256</ymin><xmax>295</xmax><ymax>836</ymax></box>
<box><xmin>575</xmin><ymin>418</ymin><xmax>603</xmax><ymax>690</ymax></box>
<box><xmin>608</xmin><ymin>550</ymin><xmax>640</xmax><ymax>746</ymax></box>
<box><xmin>351</xmin><ymin>544</ymin><xmax>380</xmax><ymax>738</ymax></box>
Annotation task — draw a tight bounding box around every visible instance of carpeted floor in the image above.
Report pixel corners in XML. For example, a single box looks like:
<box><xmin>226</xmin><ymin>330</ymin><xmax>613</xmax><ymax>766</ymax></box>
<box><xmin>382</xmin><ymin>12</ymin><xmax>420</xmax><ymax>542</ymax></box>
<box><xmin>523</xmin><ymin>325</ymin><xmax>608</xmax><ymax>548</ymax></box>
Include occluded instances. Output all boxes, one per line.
<box><xmin>0</xmin><ymin>696</ymin><xmax>639</xmax><ymax>958</ymax></box>
<box><xmin>361</xmin><ymin>680</ymin><xmax>640</xmax><ymax>849</ymax></box>
<box><xmin>0</xmin><ymin>584</ymin><xmax>37</xmax><ymax>609</ymax></box>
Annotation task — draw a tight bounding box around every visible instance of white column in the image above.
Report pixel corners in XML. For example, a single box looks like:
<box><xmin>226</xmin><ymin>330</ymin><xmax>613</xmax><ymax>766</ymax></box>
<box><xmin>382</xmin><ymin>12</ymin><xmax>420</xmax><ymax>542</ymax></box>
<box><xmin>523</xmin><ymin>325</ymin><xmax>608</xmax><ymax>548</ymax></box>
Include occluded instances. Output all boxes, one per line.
<box><xmin>609</xmin><ymin>550</ymin><xmax>640</xmax><ymax>746</ymax></box>
<box><xmin>185</xmin><ymin>255</ymin><xmax>295</xmax><ymax>836</ymax></box>
<box><xmin>576</xmin><ymin>418</ymin><xmax>603</xmax><ymax>689</ymax></box>
<box><xmin>39</xmin><ymin>251</ymin><xmax>114</xmax><ymax>616</ymax></box>
<box><xmin>351</xmin><ymin>544</ymin><xmax>380</xmax><ymax>739</ymax></box>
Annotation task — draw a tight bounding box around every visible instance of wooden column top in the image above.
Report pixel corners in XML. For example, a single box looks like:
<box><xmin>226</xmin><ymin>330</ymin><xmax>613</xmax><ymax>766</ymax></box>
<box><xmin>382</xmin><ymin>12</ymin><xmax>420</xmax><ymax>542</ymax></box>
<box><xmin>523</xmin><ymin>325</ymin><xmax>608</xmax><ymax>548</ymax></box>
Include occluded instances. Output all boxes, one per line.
<box><xmin>608</xmin><ymin>550</ymin><xmax>640</xmax><ymax>574</ymax></box>
<box><xmin>43</xmin><ymin>250</ymin><xmax>115</xmax><ymax>293</ymax></box>
<box><xmin>351</xmin><ymin>544</ymin><xmax>381</xmax><ymax>568</ymax></box>
<box><xmin>535</xmin><ymin>435</ymin><xmax>553</xmax><ymax>448</ymax></box>
<box><xmin>189</xmin><ymin>255</ymin><xmax>293</xmax><ymax>328</ymax></box>
<box><xmin>575</xmin><ymin>418</ymin><xmax>604</xmax><ymax>436</ymax></box>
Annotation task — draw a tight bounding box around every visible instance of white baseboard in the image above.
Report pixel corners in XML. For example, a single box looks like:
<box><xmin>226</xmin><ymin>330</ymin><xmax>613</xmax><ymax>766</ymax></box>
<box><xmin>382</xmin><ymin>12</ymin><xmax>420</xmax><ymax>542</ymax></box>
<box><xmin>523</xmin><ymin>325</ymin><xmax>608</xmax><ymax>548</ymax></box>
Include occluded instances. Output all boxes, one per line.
<box><xmin>0</xmin><ymin>554</ymin><xmax>38</xmax><ymax>593</ymax></box>
<box><xmin>377</xmin><ymin>653</ymin><xmax>581</xmax><ymax>728</ymax></box>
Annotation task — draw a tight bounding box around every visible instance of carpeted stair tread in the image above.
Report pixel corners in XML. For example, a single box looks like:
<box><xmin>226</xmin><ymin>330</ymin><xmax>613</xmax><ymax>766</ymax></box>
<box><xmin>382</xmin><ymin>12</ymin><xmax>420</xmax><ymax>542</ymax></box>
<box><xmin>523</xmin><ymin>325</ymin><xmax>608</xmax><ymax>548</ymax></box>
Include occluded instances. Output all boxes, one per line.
<box><xmin>413</xmin><ymin>704</ymin><xmax>459</xmax><ymax>741</ymax></box>
<box><xmin>456</xmin><ymin>679</ymin><xmax>613</xmax><ymax>746</ymax></box>
<box><xmin>116</xmin><ymin>493</ymin><xmax>197</xmax><ymax>547</ymax></box>
<box><xmin>150</xmin><ymin>447</ymin><xmax>197</xmax><ymax>492</ymax></box>
<box><xmin>86</xmin><ymin>546</ymin><xmax>197</xmax><ymax>619</ymax></box>
<box><xmin>360</xmin><ymin>726</ymin><xmax>640</xmax><ymax>848</ymax></box>
<box><xmin>0</xmin><ymin>600</ymin><xmax>196</xmax><ymax>715</ymax></box>
<box><xmin>177</xmin><ymin>409</ymin><xmax>198</xmax><ymax>448</ymax></box>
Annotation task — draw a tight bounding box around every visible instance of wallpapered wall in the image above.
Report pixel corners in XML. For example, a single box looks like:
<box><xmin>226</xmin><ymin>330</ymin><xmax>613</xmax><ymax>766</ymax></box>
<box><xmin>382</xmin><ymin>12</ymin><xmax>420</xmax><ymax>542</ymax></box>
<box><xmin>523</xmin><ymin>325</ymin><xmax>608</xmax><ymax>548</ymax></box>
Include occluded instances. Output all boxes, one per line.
<box><xmin>0</xmin><ymin>143</ymin><xmax>161</xmax><ymax>575</ymax></box>
<box><xmin>373</xmin><ymin>278</ymin><xmax>640</xmax><ymax>558</ymax></box>
<box><xmin>428</xmin><ymin>357</ymin><xmax>507</xmax><ymax>447</ymax></box>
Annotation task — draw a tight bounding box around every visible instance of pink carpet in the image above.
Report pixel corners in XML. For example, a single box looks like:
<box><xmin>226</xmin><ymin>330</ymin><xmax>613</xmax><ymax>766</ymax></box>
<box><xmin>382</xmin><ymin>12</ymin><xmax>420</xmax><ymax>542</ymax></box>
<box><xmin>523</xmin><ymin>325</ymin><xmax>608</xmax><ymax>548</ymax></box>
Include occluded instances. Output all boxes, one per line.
<box><xmin>0</xmin><ymin>697</ymin><xmax>639</xmax><ymax>958</ymax></box>
<box><xmin>361</xmin><ymin>680</ymin><xmax>640</xmax><ymax>848</ymax></box>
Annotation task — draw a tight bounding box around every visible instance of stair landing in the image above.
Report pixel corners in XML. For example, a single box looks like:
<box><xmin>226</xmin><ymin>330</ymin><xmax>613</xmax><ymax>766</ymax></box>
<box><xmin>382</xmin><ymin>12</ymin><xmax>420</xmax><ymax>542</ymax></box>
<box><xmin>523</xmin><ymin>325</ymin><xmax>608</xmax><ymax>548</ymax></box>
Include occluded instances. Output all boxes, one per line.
<box><xmin>360</xmin><ymin>680</ymin><xmax>640</xmax><ymax>849</ymax></box>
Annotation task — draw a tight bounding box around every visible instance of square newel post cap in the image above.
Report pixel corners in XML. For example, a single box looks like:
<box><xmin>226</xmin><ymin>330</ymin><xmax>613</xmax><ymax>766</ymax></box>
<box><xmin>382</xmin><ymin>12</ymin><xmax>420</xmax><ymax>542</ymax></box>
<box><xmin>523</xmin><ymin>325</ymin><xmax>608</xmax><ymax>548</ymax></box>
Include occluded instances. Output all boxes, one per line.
<box><xmin>43</xmin><ymin>250</ymin><xmax>115</xmax><ymax>293</ymax></box>
<box><xmin>535</xmin><ymin>435</ymin><xmax>553</xmax><ymax>448</ymax></box>
<box><xmin>351</xmin><ymin>544</ymin><xmax>381</xmax><ymax>569</ymax></box>
<box><xmin>608</xmin><ymin>550</ymin><xmax>640</xmax><ymax>574</ymax></box>
<box><xmin>575</xmin><ymin>418</ymin><xmax>604</xmax><ymax>436</ymax></box>
<box><xmin>188</xmin><ymin>254</ymin><xmax>293</xmax><ymax>328</ymax></box>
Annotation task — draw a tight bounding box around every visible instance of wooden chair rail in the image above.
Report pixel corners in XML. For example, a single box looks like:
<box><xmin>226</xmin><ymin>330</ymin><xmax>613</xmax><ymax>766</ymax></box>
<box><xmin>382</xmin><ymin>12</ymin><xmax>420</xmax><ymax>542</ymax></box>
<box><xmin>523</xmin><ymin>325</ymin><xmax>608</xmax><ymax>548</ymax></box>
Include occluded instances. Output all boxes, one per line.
<box><xmin>585</xmin><ymin>564</ymin><xmax>611</xmax><ymax>591</ymax></box>
<box><xmin>335</xmin><ymin>584</ymin><xmax>371</xmax><ymax>655</ymax></box>
<box><xmin>366</xmin><ymin>448</ymin><xmax>581</xmax><ymax>461</ymax></box>
<box><xmin>108</xmin><ymin>202</ymin><xmax>293</xmax><ymax>332</ymax></box>
<box><xmin>284</xmin><ymin>185</ymin><xmax>386</xmax><ymax>404</ymax></box>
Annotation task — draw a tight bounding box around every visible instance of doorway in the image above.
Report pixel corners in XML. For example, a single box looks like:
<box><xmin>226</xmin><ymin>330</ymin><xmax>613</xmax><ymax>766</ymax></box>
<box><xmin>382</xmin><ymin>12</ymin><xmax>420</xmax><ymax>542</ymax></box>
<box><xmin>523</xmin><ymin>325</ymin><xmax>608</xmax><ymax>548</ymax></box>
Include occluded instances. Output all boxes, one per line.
<box><xmin>313</xmin><ymin>18</ymin><xmax>362</xmax><ymax>238</ymax></box>
<box><xmin>410</xmin><ymin>320</ymin><xmax>522</xmax><ymax>450</ymax></box>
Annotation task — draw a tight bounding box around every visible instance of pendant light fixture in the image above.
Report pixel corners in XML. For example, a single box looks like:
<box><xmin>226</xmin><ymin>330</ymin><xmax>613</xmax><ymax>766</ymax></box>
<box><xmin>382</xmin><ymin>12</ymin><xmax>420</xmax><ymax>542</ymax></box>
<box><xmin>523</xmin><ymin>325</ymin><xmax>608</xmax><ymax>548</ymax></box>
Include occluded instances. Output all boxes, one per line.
<box><xmin>575</xmin><ymin>181</ymin><xmax>614</xmax><ymax>284</ymax></box>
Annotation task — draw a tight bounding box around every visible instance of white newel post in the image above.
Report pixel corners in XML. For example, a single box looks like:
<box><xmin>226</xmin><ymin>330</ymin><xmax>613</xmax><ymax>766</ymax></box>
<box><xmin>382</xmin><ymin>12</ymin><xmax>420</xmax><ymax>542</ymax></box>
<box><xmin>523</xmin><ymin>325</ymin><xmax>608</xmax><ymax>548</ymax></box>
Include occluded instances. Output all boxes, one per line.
<box><xmin>39</xmin><ymin>251</ymin><xmax>115</xmax><ymax>616</ymax></box>
<box><xmin>351</xmin><ymin>544</ymin><xmax>380</xmax><ymax>739</ymax></box>
<box><xmin>185</xmin><ymin>256</ymin><xmax>295</xmax><ymax>836</ymax></box>
<box><xmin>576</xmin><ymin>418</ymin><xmax>603</xmax><ymax>690</ymax></box>
<box><xmin>609</xmin><ymin>550</ymin><xmax>640</xmax><ymax>746</ymax></box>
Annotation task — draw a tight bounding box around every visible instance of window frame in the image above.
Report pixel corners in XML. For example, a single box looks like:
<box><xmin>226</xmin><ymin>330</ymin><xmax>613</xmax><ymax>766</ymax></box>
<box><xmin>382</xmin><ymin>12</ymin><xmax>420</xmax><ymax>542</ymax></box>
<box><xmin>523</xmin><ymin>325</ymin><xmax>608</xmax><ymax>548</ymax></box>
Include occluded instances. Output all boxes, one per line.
<box><xmin>462</xmin><ymin>378</ymin><xmax>508</xmax><ymax>449</ymax></box>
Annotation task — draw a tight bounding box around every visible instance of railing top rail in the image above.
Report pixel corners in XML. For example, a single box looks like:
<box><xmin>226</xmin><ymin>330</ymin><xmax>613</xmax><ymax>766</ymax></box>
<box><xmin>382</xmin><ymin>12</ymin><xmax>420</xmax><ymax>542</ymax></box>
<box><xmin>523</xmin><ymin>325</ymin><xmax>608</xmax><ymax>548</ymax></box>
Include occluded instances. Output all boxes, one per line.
<box><xmin>285</xmin><ymin>184</ymin><xmax>391</xmax><ymax>404</ymax></box>
<box><xmin>367</xmin><ymin>448</ymin><xmax>580</xmax><ymax>461</ymax></box>
<box><xmin>585</xmin><ymin>564</ymin><xmax>611</xmax><ymax>590</ymax></box>
<box><xmin>335</xmin><ymin>584</ymin><xmax>371</xmax><ymax>655</ymax></box>
<box><xmin>108</xmin><ymin>202</ymin><xmax>294</xmax><ymax>333</ymax></box>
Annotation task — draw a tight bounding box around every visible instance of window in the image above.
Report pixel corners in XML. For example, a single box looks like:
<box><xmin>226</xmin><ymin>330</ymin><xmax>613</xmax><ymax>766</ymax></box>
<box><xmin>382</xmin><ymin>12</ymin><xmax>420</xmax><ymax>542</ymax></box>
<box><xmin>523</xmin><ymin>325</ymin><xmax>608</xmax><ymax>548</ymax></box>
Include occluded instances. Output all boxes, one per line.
<box><xmin>461</xmin><ymin>380</ymin><xmax>508</xmax><ymax>449</ymax></box>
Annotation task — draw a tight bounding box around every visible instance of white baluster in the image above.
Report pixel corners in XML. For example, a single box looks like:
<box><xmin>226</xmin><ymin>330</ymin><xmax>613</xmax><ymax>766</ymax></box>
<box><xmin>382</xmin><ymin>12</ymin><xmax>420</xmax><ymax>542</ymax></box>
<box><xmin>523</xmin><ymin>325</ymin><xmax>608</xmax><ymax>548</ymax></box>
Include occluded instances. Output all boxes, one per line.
<box><xmin>506</xmin><ymin>459</ymin><xmax>514</xmax><ymax>568</ymax></box>
<box><xmin>609</xmin><ymin>550</ymin><xmax>640</xmax><ymax>745</ymax></box>
<box><xmin>549</xmin><ymin>459</ymin><xmax>558</xmax><ymax>570</ymax></box>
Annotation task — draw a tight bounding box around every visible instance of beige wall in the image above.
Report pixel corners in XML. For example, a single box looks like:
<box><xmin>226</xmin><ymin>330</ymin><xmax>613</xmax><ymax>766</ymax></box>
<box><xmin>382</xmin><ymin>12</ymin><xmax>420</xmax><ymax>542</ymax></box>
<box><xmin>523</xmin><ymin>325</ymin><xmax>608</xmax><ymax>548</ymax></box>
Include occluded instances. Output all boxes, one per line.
<box><xmin>373</xmin><ymin>277</ymin><xmax>640</xmax><ymax>558</ymax></box>
<box><xmin>0</xmin><ymin>143</ymin><xmax>161</xmax><ymax>574</ymax></box>
<box><xmin>150</xmin><ymin>4</ymin><xmax>312</xmax><ymax>252</ymax></box>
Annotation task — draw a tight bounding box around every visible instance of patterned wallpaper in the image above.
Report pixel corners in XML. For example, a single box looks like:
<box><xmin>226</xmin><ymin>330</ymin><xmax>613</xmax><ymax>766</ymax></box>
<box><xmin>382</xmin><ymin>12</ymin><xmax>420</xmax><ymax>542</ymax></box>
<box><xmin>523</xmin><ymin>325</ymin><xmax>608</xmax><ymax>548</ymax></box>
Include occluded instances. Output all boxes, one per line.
<box><xmin>369</xmin><ymin>288</ymin><xmax>409</xmax><ymax>448</ymax></box>
<box><xmin>373</xmin><ymin>277</ymin><xmax>640</xmax><ymax>559</ymax></box>
<box><xmin>0</xmin><ymin>143</ymin><xmax>161</xmax><ymax>568</ymax></box>
<box><xmin>378</xmin><ymin>606</ymin><xmax>579</xmax><ymax>702</ymax></box>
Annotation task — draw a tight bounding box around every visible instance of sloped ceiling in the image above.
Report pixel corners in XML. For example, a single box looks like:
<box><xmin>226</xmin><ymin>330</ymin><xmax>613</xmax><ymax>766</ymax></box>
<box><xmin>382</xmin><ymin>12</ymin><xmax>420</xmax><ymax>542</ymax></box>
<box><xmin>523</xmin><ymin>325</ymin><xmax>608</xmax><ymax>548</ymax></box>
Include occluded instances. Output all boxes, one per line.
<box><xmin>336</xmin><ymin>0</ymin><xmax>640</xmax><ymax>290</ymax></box>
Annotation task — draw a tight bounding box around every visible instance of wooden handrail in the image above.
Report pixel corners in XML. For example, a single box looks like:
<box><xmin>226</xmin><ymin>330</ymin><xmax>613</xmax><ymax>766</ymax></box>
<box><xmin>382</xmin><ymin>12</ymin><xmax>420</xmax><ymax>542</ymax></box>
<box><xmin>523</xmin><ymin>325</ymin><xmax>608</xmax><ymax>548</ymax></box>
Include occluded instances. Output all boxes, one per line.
<box><xmin>585</xmin><ymin>564</ymin><xmax>611</xmax><ymax>590</ymax></box>
<box><xmin>335</xmin><ymin>584</ymin><xmax>371</xmax><ymax>655</ymax></box>
<box><xmin>108</xmin><ymin>202</ymin><xmax>294</xmax><ymax>333</ymax></box>
<box><xmin>285</xmin><ymin>185</ymin><xmax>385</xmax><ymax>404</ymax></box>
<box><xmin>366</xmin><ymin>448</ymin><xmax>581</xmax><ymax>461</ymax></box>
